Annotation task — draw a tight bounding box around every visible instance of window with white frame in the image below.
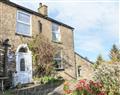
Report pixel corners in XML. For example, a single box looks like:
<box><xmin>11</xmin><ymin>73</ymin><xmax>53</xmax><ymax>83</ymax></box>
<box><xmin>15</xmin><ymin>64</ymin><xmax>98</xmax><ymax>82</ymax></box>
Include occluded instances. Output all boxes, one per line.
<box><xmin>16</xmin><ymin>11</ymin><xmax>31</xmax><ymax>36</ymax></box>
<box><xmin>52</xmin><ymin>23</ymin><xmax>61</xmax><ymax>42</ymax></box>
<box><xmin>53</xmin><ymin>50</ymin><xmax>64</xmax><ymax>70</ymax></box>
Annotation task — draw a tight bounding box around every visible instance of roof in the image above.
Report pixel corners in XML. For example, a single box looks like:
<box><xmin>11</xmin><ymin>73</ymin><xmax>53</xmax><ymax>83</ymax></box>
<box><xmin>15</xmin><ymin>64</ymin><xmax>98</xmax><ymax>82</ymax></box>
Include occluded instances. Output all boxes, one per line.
<box><xmin>1</xmin><ymin>0</ymin><xmax>74</xmax><ymax>30</ymax></box>
<box><xmin>75</xmin><ymin>52</ymin><xmax>94</xmax><ymax>64</ymax></box>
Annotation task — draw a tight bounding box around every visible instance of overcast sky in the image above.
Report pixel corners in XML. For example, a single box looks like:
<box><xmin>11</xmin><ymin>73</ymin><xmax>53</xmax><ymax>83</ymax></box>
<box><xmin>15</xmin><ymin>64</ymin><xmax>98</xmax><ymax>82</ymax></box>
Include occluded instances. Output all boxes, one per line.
<box><xmin>11</xmin><ymin>0</ymin><xmax>119</xmax><ymax>62</ymax></box>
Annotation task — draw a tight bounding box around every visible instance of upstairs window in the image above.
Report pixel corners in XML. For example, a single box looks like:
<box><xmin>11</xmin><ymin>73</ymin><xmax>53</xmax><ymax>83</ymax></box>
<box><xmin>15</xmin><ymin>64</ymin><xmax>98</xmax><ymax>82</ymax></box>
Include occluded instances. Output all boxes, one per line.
<box><xmin>16</xmin><ymin>11</ymin><xmax>31</xmax><ymax>36</ymax></box>
<box><xmin>52</xmin><ymin>23</ymin><xmax>61</xmax><ymax>42</ymax></box>
<box><xmin>53</xmin><ymin>50</ymin><xmax>64</xmax><ymax>70</ymax></box>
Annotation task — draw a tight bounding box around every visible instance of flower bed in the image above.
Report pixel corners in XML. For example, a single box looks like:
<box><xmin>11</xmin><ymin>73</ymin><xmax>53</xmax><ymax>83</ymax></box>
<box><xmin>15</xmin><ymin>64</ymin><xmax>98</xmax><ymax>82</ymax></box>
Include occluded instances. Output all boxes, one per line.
<box><xmin>63</xmin><ymin>79</ymin><xmax>106</xmax><ymax>95</ymax></box>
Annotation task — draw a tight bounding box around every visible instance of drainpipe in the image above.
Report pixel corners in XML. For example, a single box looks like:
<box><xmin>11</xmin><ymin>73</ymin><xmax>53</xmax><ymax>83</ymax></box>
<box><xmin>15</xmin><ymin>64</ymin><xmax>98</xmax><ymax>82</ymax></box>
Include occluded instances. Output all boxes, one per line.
<box><xmin>72</xmin><ymin>29</ymin><xmax>77</xmax><ymax>80</ymax></box>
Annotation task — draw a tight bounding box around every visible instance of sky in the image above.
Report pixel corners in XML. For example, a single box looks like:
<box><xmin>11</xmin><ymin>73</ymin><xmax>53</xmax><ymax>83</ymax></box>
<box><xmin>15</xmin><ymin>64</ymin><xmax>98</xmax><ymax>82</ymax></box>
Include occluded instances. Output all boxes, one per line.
<box><xmin>10</xmin><ymin>0</ymin><xmax>119</xmax><ymax>62</ymax></box>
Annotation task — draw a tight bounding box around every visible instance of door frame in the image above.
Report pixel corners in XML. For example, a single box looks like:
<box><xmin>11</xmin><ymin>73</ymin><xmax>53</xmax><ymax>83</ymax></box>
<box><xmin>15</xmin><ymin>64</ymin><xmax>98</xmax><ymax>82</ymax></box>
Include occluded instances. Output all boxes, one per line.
<box><xmin>13</xmin><ymin>44</ymin><xmax>32</xmax><ymax>86</ymax></box>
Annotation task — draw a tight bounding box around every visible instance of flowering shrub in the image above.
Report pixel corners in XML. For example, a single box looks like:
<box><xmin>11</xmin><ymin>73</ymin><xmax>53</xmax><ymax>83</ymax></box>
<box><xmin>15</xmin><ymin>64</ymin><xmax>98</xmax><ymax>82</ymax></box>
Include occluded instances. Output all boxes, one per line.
<box><xmin>63</xmin><ymin>79</ymin><xmax>106</xmax><ymax>95</ymax></box>
<box><xmin>94</xmin><ymin>63</ymin><xmax>120</xmax><ymax>95</ymax></box>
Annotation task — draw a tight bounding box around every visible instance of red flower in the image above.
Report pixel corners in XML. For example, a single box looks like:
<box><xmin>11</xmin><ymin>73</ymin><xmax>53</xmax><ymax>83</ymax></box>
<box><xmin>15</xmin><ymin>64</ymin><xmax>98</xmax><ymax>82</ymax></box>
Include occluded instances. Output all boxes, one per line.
<box><xmin>79</xmin><ymin>79</ymin><xmax>86</xmax><ymax>84</ymax></box>
<box><xmin>79</xmin><ymin>79</ymin><xmax>86</xmax><ymax>87</ymax></box>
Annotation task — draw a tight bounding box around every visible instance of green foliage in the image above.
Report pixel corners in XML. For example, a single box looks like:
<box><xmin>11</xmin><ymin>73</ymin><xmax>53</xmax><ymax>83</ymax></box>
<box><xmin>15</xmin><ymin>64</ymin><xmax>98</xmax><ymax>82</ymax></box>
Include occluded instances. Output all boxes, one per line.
<box><xmin>94</xmin><ymin>63</ymin><xmax>120</xmax><ymax>95</ymax></box>
<box><xmin>96</xmin><ymin>54</ymin><xmax>104</xmax><ymax>65</ymax></box>
<box><xmin>109</xmin><ymin>44</ymin><xmax>120</xmax><ymax>62</ymax></box>
<box><xmin>94</xmin><ymin>54</ymin><xmax>104</xmax><ymax>69</ymax></box>
<box><xmin>33</xmin><ymin>76</ymin><xmax>63</xmax><ymax>84</ymax></box>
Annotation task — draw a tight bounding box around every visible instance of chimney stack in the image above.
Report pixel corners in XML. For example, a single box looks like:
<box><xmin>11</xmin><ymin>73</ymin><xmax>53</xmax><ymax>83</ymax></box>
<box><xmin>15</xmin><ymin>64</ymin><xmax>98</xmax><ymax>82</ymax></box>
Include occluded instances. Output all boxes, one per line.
<box><xmin>38</xmin><ymin>3</ymin><xmax>48</xmax><ymax>16</ymax></box>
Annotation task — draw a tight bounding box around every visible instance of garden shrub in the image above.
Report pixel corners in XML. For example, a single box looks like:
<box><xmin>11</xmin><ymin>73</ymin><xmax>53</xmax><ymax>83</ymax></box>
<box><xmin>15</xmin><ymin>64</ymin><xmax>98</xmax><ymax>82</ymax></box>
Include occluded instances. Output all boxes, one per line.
<box><xmin>94</xmin><ymin>63</ymin><xmax>120</xmax><ymax>95</ymax></box>
<box><xmin>28</xmin><ymin>34</ymin><xmax>57</xmax><ymax>77</ymax></box>
<box><xmin>33</xmin><ymin>76</ymin><xmax>64</xmax><ymax>85</ymax></box>
<box><xmin>63</xmin><ymin>79</ymin><xmax>105</xmax><ymax>95</ymax></box>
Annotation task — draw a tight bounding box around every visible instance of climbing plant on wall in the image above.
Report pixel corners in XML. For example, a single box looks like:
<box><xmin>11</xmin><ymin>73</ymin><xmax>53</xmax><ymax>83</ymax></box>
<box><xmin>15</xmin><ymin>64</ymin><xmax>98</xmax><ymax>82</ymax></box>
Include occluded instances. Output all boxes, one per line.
<box><xmin>28</xmin><ymin>34</ymin><xmax>58</xmax><ymax>77</ymax></box>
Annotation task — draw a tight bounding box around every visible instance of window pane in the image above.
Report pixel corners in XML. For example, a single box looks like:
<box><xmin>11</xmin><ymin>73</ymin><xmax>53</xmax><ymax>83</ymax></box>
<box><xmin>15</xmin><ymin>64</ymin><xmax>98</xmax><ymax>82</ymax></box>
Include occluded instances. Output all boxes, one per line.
<box><xmin>52</xmin><ymin>31</ymin><xmax>61</xmax><ymax>42</ymax></box>
<box><xmin>54</xmin><ymin>60</ymin><xmax>61</xmax><ymax>69</ymax></box>
<box><xmin>17</xmin><ymin>22</ymin><xmax>30</xmax><ymax>35</ymax></box>
<box><xmin>19</xmin><ymin>47</ymin><xmax>27</xmax><ymax>52</ymax></box>
<box><xmin>78</xmin><ymin>66</ymin><xmax>81</xmax><ymax>76</ymax></box>
<box><xmin>52</xmin><ymin>32</ymin><xmax>57</xmax><ymax>41</ymax></box>
<box><xmin>56</xmin><ymin>33</ymin><xmax>61</xmax><ymax>42</ymax></box>
<box><xmin>18</xmin><ymin>12</ymin><xmax>30</xmax><ymax>24</ymax></box>
<box><xmin>52</xmin><ymin>23</ymin><xmax>61</xmax><ymax>42</ymax></box>
<box><xmin>52</xmin><ymin>23</ymin><xmax>59</xmax><ymax>31</ymax></box>
<box><xmin>20</xmin><ymin>58</ymin><xmax>25</xmax><ymax>71</ymax></box>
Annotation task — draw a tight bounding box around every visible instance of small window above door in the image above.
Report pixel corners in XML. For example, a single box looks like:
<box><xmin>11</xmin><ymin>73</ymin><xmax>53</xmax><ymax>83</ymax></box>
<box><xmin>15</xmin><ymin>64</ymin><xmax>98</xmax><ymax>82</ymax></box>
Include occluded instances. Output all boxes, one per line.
<box><xmin>19</xmin><ymin>47</ymin><xmax>28</xmax><ymax>53</ymax></box>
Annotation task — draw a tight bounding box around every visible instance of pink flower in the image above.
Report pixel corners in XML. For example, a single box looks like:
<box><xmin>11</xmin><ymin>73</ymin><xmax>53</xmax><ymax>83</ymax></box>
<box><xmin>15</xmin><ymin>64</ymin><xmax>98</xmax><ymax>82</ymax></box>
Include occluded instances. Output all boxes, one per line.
<box><xmin>79</xmin><ymin>79</ymin><xmax>86</xmax><ymax>84</ymax></box>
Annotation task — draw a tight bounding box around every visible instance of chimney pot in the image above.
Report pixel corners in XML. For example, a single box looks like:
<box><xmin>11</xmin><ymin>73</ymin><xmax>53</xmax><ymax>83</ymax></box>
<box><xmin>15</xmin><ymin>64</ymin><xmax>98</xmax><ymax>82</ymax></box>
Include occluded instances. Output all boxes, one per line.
<box><xmin>39</xmin><ymin>3</ymin><xmax>42</xmax><ymax>7</ymax></box>
<box><xmin>38</xmin><ymin>3</ymin><xmax>48</xmax><ymax>16</ymax></box>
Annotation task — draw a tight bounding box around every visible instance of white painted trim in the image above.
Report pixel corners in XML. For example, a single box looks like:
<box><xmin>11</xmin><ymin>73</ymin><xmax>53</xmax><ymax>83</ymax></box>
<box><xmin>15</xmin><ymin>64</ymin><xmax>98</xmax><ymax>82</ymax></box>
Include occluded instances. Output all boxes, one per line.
<box><xmin>16</xmin><ymin>10</ymin><xmax>32</xmax><ymax>37</ymax></box>
<box><xmin>14</xmin><ymin>44</ymin><xmax>32</xmax><ymax>86</ymax></box>
<box><xmin>15</xmin><ymin>44</ymin><xmax>31</xmax><ymax>54</ymax></box>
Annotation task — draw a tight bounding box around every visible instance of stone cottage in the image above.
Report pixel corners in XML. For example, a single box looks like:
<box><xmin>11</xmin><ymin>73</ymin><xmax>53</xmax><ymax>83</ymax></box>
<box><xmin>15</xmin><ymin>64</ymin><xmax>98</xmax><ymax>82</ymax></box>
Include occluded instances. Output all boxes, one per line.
<box><xmin>0</xmin><ymin>0</ymin><xmax>76</xmax><ymax>86</ymax></box>
<box><xmin>75</xmin><ymin>52</ymin><xmax>94</xmax><ymax>80</ymax></box>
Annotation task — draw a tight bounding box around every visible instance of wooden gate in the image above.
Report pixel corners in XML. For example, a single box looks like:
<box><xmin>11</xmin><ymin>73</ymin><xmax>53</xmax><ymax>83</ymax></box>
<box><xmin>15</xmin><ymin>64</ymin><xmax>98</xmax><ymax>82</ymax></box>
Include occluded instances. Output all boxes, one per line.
<box><xmin>0</xmin><ymin>48</ymin><xmax>4</xmax><ymax>77</ymax></box>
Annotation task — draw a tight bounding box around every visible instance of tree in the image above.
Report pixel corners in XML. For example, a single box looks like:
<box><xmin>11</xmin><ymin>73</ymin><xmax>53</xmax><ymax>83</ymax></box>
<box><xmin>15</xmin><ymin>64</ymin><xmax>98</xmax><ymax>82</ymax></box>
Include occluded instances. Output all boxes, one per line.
<box><xmin>96</xmin><ymin>54</ymin><xmax>104</xmax><ymax>65</ymax></box>
<box><xmin>28</xmin><ymin>34</ymin><xmax>58</xmax><ymax>77</ymax></box>
<box><xmin>94</xmin><ymin>54</ymin><xmax>104</xmax><ymax>69</ymax></box>
<box><xmin>109</xmin><ymin>44</ymin><xmax>120</xmax><ymax>62</ymax></box>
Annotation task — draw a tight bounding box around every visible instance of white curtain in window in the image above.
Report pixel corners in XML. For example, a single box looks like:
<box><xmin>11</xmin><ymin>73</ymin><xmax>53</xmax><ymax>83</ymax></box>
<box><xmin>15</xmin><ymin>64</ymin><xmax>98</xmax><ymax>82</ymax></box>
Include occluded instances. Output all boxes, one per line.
<box><xmin>52</xmin><ymin>23</ymin><xmax>61</xmax><ymax>42</ymax></box>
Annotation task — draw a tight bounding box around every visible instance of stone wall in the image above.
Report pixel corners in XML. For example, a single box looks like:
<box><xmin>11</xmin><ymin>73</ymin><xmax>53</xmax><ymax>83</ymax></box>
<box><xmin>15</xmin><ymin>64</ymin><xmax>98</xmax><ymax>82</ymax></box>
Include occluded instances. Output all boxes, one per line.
<box><xmin>0</xmin><ymin>1</ymin><xmax>76</xmax><ymax>80</ymax></box>
<box><xmin>75</xmin><ymin>53</ymin><xmax>94</xmax><ymax>80</ymax></box>
<box><xmin>14</xmin><ymin>81</ymin><xmax>64</xmax><ymax>95</ymax></box>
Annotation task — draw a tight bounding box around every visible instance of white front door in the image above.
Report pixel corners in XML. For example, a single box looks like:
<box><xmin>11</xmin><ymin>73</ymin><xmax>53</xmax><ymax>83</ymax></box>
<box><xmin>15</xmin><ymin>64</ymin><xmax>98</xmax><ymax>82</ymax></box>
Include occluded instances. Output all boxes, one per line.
<box><xmin>14</xmin><ymin>52</ymin><xmax>32</xmax><ymax>86</ymax></box>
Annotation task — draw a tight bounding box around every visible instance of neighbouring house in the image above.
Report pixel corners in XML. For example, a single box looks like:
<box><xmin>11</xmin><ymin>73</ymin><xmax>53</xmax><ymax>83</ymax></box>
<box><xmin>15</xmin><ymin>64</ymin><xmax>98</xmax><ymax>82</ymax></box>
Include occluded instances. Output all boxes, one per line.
<box><xmin>0</xmin><ymin>0</ymin><xmax>76</xmax><ymax>86</ymax></box>
<box><xmin>75</xmin><ymin>52</ymin><xmax>94</xmax><ymax>80</ymax></box>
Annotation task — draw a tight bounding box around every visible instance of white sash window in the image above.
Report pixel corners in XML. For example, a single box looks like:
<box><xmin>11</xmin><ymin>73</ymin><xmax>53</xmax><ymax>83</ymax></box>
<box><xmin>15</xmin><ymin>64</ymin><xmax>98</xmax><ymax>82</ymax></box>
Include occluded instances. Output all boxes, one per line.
<box><xmin>16</xmin><ymin>11</ymin><xmax>31</xmax><ymax>36</ymax></box>
<box><xmin>54</xmin><ymin>50</ymin><xmax>64</xmax><ymax>70</ymax></box>
<box><xmin>52</xmin><ymin>23</ymin><xmax>61</xmax><ymax>42</ymax></box>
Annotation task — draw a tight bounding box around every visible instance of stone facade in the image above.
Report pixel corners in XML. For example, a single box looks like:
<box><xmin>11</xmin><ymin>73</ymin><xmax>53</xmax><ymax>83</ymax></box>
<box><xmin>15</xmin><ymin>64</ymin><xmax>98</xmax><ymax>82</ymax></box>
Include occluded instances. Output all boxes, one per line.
<box><xmin>0</xmin><ymin>1</ymin><xmax>76</xmax><ymax>80</ymax></box>
<box><xmin>75</xmin><ymin>52</ymin><xmax>94</xmax><ymax>80</ymax></box>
